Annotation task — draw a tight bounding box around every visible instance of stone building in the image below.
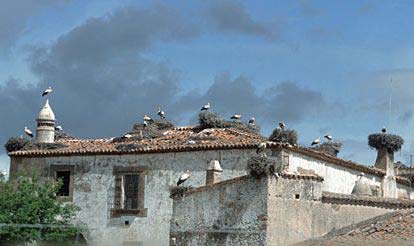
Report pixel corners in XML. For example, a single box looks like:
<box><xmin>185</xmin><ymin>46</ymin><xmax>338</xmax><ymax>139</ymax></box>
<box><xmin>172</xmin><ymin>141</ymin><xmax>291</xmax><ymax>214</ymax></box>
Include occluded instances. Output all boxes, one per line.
<box><xmin>6</xmin><ymin>100</ymin><xmax>414</xmax><ymax>245</ymax></box>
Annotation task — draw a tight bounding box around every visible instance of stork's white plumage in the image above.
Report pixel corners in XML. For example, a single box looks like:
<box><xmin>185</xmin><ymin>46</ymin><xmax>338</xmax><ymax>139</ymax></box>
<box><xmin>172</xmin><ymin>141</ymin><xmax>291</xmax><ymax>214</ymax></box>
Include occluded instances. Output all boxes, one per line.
<box><xmin>143</xmin><ymin>120</ymin><xmax>148</xmax><ymax>127</ymax></box>
<box><xmin>24</xmin><ymin>126</ymin><xmax>33</xmax><ymax>138</ymax></box>
<box><xmin>248</xmin><ymin>117</ymin><xmax>255</xmax><ymax>125</ymax></box>
<box><xmin>123</xmin><ymin>134</ymin><xmax>133</xmax><ymax>139</ymax></box>
<box><xmin>324</xmin><ymin>135</ymin><xmax>333</xmax><ymax>141</ymax></box>
<box><xmin>42</xmin><ymin>86</ymin><xmax>53</xmax><ymax>97</ymax></box>
<box><xmin>143</xmin><ymin>115</ymin><xmax>152</xmax><ymax>122</ymax></box>
<box><xmin>279</xmin><ymin>122</ymin><xmax>285</xmax><ymax>130</ymax></box>
<box><xmin>311</xmin><ymin>138</ymin><xmax>320</xmax><ymax>146</ymax></box>
<box><xmin>201</xmin><ymin>102</ymin><xmax>210</xmax><ymax>111</ymax></box>
<box><xmin>55</xmin><ymin>125</ymin><xmax>63</xmax><ymax>131</ymax></box>
<box><xmin>157</xmin><ymin>107</ymin><xmax>165</xmax><ymax>119</ymax></box>
<box><xmin>177</xmin><ymin>170</ymin><xmax>191</xmax><ymax>186</ymax></box>
<box><xmin>256</xmin><ymin>142</ymin><xmax>267</xmax><ymax>155</ymax></box>
<box><xmin>230</xmin><ymin>114</ymin><xmax>242</xmax><ymax>120</ymax></box>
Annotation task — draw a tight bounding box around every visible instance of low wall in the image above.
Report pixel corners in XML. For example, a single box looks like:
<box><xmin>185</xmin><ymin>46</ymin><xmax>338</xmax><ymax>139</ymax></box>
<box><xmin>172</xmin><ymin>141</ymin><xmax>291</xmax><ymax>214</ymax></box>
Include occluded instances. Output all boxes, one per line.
<box><xmin>172</xmin><ymin>175</ymin><xmax>401</xmax><ymax>245</ymax></box>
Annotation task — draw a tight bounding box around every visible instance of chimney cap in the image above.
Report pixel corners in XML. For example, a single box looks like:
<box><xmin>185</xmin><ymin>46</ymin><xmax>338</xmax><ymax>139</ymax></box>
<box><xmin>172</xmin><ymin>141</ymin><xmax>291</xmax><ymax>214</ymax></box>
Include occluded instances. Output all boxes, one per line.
<box><xmin>352</xmin><ymin>173</ymin><xmax>372</xmax><ymax>196</ymax></box>
<box><xmin>208</xmin><ymin>160</ymin><xmax>222</xmax><ymax>172</ymax></box>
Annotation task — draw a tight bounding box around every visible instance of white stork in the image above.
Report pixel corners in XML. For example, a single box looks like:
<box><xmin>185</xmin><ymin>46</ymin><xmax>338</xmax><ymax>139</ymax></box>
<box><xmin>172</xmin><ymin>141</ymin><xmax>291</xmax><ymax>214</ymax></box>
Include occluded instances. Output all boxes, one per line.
<box><xmin>311</xmin><ymin>138</ymin><xmax>320</xmax><ymax>146</ymax></box>
<box><xmin>230</xmin><ymin>114</ymin><xmax>242</xmax><ymax>121</ymax></box>
<box><xmin>24</xmin><ymin>126</ymin><xmax>33</xmax><ymax>138</ymax></box>
<box><xmin>42</xmin><ymin>86</ymin><xmax>53</xmax><ymax>97</ymax></box>
<box><xmin>279</xmin><ymin>122</ymin><xmax>286</xmax><ymax>130</ymax></box>
<box><xmin>248</xmin><ymin>117</ymin><xmax>255</xmax><ymax>125</ymax></box>
<box><xmin>143</xmin><ymin>115</ymin><xmax>153</xmax><ymax>122</ymax></box>
<box><xmin>256</xmin><ymin>142</ymin><xmax>267</xmax><ymax>155</ymax></box>
<box><xmin>201</xmin><ymin>102</ymin><xmax>210</xmax><ymax>111</ymax></box>
<box><xmin>177</xmin><ymin>170</ymin><xmax>191</xmax><ymax>186</ymax></box>
<box><xmin>324</xmin><ymin>135</ymin><xmax>333</xmax><ymax>141</ymax></box>
<box><xmin>55</xmin><ymin>125</ymin><xmax>63</xmax><ymax>131</ymax></box>
<box><xmin>157</xmin><ymin>107</ymin><xmax>165</xmax><ymax>119</ymax></box>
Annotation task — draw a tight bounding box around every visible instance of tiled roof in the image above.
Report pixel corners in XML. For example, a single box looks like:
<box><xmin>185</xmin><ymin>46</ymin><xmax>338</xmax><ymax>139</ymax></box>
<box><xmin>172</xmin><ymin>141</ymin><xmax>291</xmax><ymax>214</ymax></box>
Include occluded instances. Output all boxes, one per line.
<box><xmin>8</xmin><ymin>127</ymin><xmax>265</xmax><ymax>157</ymax></box>
<box><xmin>322</xmin><ymin>192</ymin><xmax>414</xmax><ymax>209</ymax></box>
<box><xmin>6</xmin><ymin>126</ymin><xmax>412</xmax><ymax>186</ymax></box>
<box><xmin>300</xmin><ymin>209</ymin><xmax>414</xmax><ymax>245</ymax></box>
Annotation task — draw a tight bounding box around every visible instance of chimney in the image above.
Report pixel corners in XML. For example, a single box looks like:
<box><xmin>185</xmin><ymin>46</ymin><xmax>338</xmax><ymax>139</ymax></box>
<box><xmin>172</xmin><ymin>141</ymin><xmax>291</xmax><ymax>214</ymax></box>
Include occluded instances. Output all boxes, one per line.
<box><xmin>36</xmin><ymin>99</ymin><xmax>56</xmax><ymax>143</ymax></box>
<box><xmin>206</xmin><ymin>160</ymin><xmax>222</xmax><ymax>185</ymax></box>
<box><xmin>369</xmin><ymin>131</ymin><xmax>404</xmax><ymax>199</ymax></box>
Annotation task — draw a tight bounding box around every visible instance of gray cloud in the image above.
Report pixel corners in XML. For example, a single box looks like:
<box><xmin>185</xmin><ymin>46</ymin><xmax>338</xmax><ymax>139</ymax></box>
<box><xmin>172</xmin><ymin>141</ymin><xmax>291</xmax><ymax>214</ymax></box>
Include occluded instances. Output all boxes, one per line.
<box><xmin>207</xmin><ymin>0</ymin><xmax>277</xmax><ymax>39</ymax></box>
<box><xmin>0</xmin><ymin>0</ymin><xmax>66</xmax><ymax>52</ymax></box>
<box><xmin>1</xmin><ymin>3</ymin><xmax>198</xmax><ymax>146</ymax></box>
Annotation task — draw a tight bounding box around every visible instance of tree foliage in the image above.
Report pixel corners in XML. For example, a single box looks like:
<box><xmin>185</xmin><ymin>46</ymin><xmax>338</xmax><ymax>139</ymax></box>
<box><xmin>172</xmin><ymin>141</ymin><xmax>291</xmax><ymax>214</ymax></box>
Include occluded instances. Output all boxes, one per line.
<box><xmin>0</xmin><ymin>173</ymin><xmax>84</xmax><ymax>245</ymax></box>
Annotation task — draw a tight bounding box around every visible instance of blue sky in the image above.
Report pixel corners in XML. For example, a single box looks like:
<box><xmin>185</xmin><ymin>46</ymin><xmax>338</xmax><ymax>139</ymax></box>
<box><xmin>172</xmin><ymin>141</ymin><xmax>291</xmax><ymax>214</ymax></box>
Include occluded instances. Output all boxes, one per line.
<box><xmin>1</xmin><ymin>0</ymin><xmax>414</xmax><ymax>171</ymax></box>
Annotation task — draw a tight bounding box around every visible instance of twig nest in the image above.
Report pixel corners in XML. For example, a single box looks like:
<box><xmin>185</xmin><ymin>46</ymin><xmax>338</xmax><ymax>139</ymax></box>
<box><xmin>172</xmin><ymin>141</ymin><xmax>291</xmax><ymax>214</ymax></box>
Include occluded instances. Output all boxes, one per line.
<box><xmin>4</xmin><ymin>137</ymin><xmax>29</xmax><ymax>152</ymax></box>
<box><xmin>198</xmin><ymin>111</ymin><xmax>260</xmax><ymax>133</ymax></box>
<box><xmin>247</xmin><ymin>156</ymin><xmax>278</xmax><ymax>178</ymax></box>
<box><xmin>368</xmin><ymin>133</ymin><xmax>404</xmax><ymax>153</ymax></box>
<box><xmin>311</xmin><ymin>142</ymin><xmax>342</xmax><ymax>156</ymax></box>
<box><xmin>113</xmin><ymin>119</ymin><xmax>175</xmax><ymax>143</ymax></box>
<box><xmin>169</xmin><ymin>186</ymin><xmax>193</xmax><ymax>198</ymax></box>
<box><xmin>21</xmin><ymin>141</ymin><xmax>68</xmax><ymax>150</ymax></box>
<box><xmin>268</xmin><ymin>128</ymin><xmax>298</xmax><ymax>145</ymax></box>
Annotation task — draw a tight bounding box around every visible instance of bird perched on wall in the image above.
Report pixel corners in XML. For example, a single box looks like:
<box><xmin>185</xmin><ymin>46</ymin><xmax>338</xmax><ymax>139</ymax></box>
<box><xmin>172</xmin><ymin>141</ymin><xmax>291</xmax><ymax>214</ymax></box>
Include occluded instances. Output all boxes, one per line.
<box><xmin>24</xmin><ymin>126</ymin><xmax>33</xmax><ymax>138</ymax></box>
<box><xmin>311</xmin><ymin>138</ymin><xmax>320</xmax><ymax>146</ymax></box>
<box><xmin>55</xmin><ymin>125</ymin><xmax>63</xmax><ymax>131</ymax></box>
<box><xmin>201</xmin><ymin>102</ymin><xmax>210</xmax><ymax>111</ymax></box>
<box><xmin>157</xmin><ymin>107</ymin><xmax>165</xmax><ymax>119</ymax></box>
<box><xmin>230</xmin><ymin>114</ymin><xmax>242</xmax><ymax>121</ymax></box>
<box><xmin>381</xmin><ymin>127</ymin><xmax>387</xmax><ymax>133</ymax></box>
<box><xmin>177</xmin><ymin>170</ymin><xmax>191</xmax><ymax>186</ymax></box>
<box><xmin>248</xmin><ymin>117</ymin><xmax>255</xmax><ymax>125</ymax></box>
<box><xmin>324</xmin><ymin>135</ymin><xmax>333</xmax><ymax>141</ymax></box>
<box><xmin>279</xmin><ymin>122</ymin><xmax>286</xmax><ymax>130</ymax></box>
<box><xmin>122</xmin><ymin>134</ymin><xmax>132</xmax><ymax>139</ymax></box>
<box><xmin>42</xmin><ymin>86</ymin><xmax>53</xmax><ymax>97</ymax></box>
<box><xmin>256</xmin><ymin>142</ymin><xmax>267</xmax><ymax>155</ymax></box>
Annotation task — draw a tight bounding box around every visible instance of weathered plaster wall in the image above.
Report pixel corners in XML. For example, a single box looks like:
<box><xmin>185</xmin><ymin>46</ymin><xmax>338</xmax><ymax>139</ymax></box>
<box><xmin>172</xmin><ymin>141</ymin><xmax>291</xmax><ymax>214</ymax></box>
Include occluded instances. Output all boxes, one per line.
<box><xmin>171</xmin><ymin>177</ymin><xmax>268</xmax><ymax>245</ymax></box>
<box><xmin>266</xmin><ymin>178</ymin><xmax>394</xmax><ymax>245</ymax></box>
<box><xmin>286</xmin><ymin>152</ymin><xmax>381</xmax><ymax>194</ymax></box>
<box><xmin>172</xmin><ymin>176</ymin><xmax>397</xmax><ymax>246</ymax></box>
<box><xmin>10</xmin><ymin>148</ymin><xmax>257</xmax><ymax>246</ymax></box>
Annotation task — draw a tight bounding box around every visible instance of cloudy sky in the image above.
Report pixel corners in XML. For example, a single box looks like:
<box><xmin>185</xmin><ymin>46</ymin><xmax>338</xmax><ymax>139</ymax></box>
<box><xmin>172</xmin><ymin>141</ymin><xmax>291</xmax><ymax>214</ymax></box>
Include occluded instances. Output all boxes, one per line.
<box><xmin>1</xmin><ymin>0</ymin><xmax>414</xmax><ymax>171</ymax></box>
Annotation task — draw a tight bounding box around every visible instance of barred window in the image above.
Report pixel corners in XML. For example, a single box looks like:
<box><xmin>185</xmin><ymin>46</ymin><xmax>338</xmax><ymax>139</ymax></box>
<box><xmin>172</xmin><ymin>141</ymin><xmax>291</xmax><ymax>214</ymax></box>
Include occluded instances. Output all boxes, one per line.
<box><xmin>112</xmin><ymin>166</ymin><xmax>148</xmax><ymax>217</ymax></box>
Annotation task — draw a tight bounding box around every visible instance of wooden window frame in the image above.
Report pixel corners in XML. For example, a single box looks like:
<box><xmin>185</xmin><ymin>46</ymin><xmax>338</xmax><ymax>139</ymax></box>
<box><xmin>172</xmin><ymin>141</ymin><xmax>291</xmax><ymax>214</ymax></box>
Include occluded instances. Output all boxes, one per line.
<box><xmin>50</xmin><ymin>165</ymin><xmax>74</xmax><ymax>202</ymax></box>
<box><xmin>112</xmin><ymin>166</ymin><xmax>148</xmax><ymax>218</ymax></box>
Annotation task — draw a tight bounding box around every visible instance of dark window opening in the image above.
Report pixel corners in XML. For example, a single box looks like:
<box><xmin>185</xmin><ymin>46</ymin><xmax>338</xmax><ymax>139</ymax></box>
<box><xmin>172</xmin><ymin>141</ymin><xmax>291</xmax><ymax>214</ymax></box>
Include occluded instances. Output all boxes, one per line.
<box><xmin>56</xmin><ymin>171</ymin><xmax>71</xmax><ymax>196</ymax></box>
<box><xmin>295</xmin><ymin>194</ymin><xmax>300</xmax><ymax>199</ymax></box>
<box><xmin>124</xmin><ymin>174</ymin><xmax>139</xmax><ymax>209</ymax></box>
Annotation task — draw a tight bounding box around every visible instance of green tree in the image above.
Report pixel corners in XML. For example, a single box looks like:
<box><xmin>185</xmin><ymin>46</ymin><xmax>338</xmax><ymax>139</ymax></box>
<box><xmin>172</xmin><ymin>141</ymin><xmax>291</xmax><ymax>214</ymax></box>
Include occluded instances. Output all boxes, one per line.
<box><xmin>0</xmin><ymin>172</ymin><xmax>84</xmax><ymax>245</ymax></box>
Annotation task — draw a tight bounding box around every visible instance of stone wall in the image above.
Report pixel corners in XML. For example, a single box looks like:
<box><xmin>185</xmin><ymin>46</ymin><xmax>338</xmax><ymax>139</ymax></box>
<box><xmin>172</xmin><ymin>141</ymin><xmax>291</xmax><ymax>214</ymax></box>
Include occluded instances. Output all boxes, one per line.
<box><xmin>10</xmin><ymin>148</ymin><xmax>257</xmax><ymax>246</ymax></box>
<box><xmin>172</xmin><ymin>175</ymin><xmax>397</xmax><ymax>245</ymax></box>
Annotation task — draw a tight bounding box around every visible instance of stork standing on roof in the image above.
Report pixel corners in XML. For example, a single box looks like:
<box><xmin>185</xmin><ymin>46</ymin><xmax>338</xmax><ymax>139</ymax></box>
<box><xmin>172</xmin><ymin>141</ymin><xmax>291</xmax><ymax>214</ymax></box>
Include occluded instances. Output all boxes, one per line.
<box><xmin>324</xmin><ymin>134</ymin><xmax>333</xmax><ymax>141</ymax></box>
<box><xmin>55</xmin><ymin>125</ymin><xmax>63</xmax><ymax>131</ymax></box>
<box><xmin>144</xmin><ymin>115</ymin><xmax>153</xmax><ymax>123</ymax></box>
<box><xmin>230</xmin><ymin>114</ymin><xmax>242</xmax><ymax>121</ymax></box>
<box><xmin>177</xmin><ymin>170</ymin><xmax>191</xmax><ymax>186</ymax></box>
<box><xmin>311</xmin><ymin>137</ymin><xmax>320</xmax><ymax>146</ymax></box>
<box><xmin>42</xmin><ymin>86</ymin><xmax>53</xmax><ymax>97</ymax></box>
<box><xmin>201</xmin><ymin>102</ymin><xmax>210</xmax><ymax>111</ymax></box>
<box><xmin>248</xmin><ymin>117</ymin><xmax>255</xmax><ymax>125</ymax></box>
<box><xmin>279</xmin><ymin>122</ymin><xmax>285</xmax><ymax>130</ymax></box>
<box><xmin>157</xmin><ymin>107</ymin><xmax>165</xmax><ymax>119</ymax></box>
<box><xmin>24</xmin><ymin>126</ymin><xmax>33</xmax><ymax>138</ymax></box>
<box><xmin>256</xmin><ymin>142</ymin><xmax>267</xmax><ymax>156</ymax></box>
<box><xmin>122</xmin><ymin>134</ymin><xmax>132</xmax><ymax>139</ymax></box>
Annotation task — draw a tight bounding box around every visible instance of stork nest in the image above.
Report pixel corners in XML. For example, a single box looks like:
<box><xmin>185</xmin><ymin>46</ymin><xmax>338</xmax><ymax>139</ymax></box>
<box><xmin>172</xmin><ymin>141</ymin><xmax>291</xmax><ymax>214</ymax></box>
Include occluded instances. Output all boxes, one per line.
<box><xmin>115</xmin><ymin>143</ymin><xmax>144</xmax><ymax>151</ymax></box>
<box><xmin>55</xmin><ymin>129</ymin><xmax>74</xmax><ymax>140</ymax></box>
<box><xmin>247</xmin><ymin>156</ymin><xmax>279</xmax><ymax>178</ymax></box>
<box><xmin>198</xmin><ymin>111</ymin><xmax>260</xmax><ymax>134</ymax></box>
<box><xmin>311</xmin><ymin>142</ymin><xmax>342</xmax><ymax>157</ymax></box>
<box><xmin>169</xmin><ymin>186</ymin><xmax>193</xmax><ymax>198</ymax></box>
<box><xmin>4</xmin><ymin>137</ymin><xmax>29</xmax><ymax>152</ymax></box>
<box><xmin>368</xmin><ymin>133</ymin><xmax>404</xmax><ymax>153</ymax></box>
<box><xmin>112</xmin><ymin>118</ymin><xmax>175</xmax><ymax>143</ymax></box>
<box><xmin>268</xmin><ymin>128</ymin><xmax>298</xmax><ymax>145</ymax></box>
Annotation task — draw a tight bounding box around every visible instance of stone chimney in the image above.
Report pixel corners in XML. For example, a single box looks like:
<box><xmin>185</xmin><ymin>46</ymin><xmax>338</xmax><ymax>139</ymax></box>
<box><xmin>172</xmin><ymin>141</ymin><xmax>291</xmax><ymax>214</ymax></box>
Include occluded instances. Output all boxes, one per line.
<box><xmin>206</xmin><ymin>160</ymin><xmax>222</xmax><ymax>185</ymax></box>
<box><xmin>36</xmin><ymin>99</ymin><xmax>56</xmax><ymax>143</ymax></box>
<box><xmin>369</xmin><ymin>131</ymin><xmax>404</xmax><ymax>199</ymax></box>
